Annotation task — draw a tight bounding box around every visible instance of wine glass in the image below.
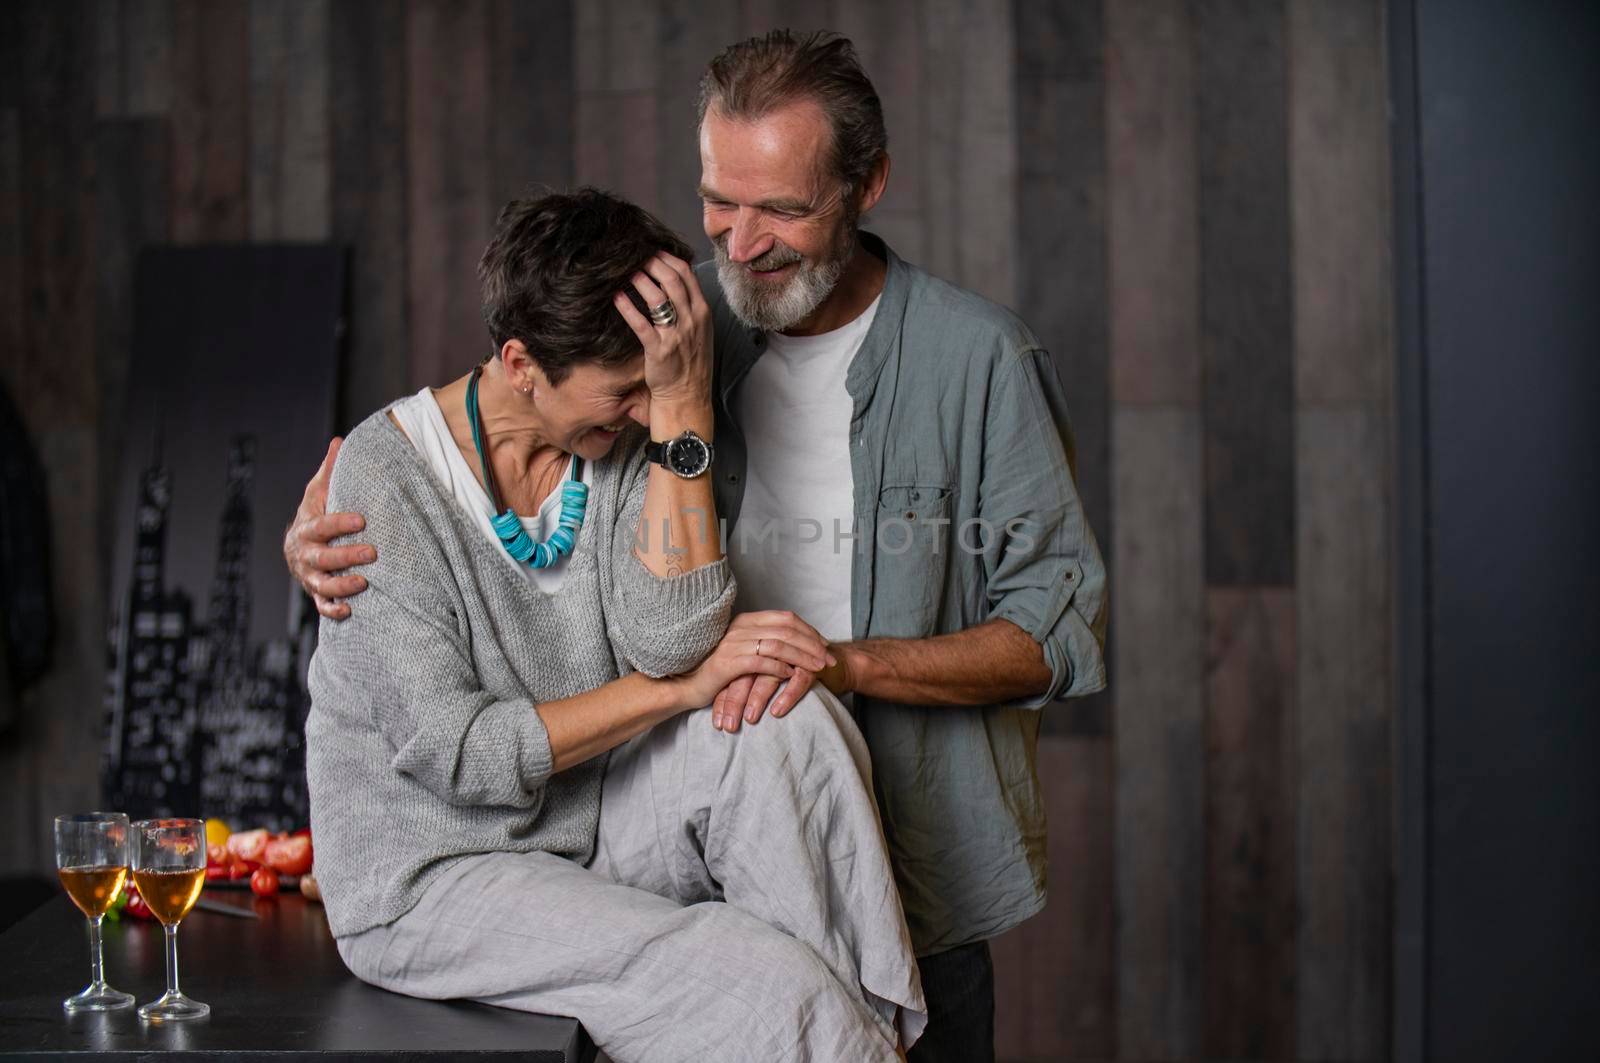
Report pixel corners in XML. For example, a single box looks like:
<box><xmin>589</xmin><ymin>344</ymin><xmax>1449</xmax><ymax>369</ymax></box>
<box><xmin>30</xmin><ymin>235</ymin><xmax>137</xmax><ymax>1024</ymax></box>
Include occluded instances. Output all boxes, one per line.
<box><xmin>131</xmin><ymin>818</ymin><xmax>209</xmax><ymax>1022</ymax></box>
<box><xmin>54</xmin><ymin>812</ymin><xmax>135</xmax><ymax>1012</ymax></box>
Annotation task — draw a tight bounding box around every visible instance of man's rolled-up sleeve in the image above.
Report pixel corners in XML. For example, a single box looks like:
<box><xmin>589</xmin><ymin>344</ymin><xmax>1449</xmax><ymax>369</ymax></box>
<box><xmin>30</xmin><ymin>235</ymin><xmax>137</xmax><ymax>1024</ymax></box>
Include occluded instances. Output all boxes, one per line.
<box><xmin>979</xmin><ymin>349</ymin><xmax>1108</xmax><ymax>707</ymax></box>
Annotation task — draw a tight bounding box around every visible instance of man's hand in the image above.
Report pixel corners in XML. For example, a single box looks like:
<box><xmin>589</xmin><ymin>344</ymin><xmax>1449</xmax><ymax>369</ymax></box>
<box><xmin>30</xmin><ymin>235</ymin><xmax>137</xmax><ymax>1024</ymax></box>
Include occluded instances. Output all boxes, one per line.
<box><xmin>708</xmin><ymin>611</ymin><xmax>835</xmax><ymax>732</ymax></box>
<box><xmin>670</xmin><ymin>620</ymin><xmax>826</xmax><ymax>714</ymax></box>
<box><xmin>814</xmin><ymin>651</ymin><xmax>855</xmax><ymax>697</ymax></box>
<box><xmin>283</xmin><ymin>437</ymin><xmax>377</xmax><ymax>621</ymax></box>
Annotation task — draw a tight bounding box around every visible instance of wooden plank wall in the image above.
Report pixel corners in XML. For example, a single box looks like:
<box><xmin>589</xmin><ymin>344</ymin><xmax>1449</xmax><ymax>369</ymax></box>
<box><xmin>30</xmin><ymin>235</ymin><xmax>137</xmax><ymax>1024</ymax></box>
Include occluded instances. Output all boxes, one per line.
<box><xmin>0</xmin><ymin>0</ymin><xmax>577</xmax><ymax>874</ymax></box>
<box><xmin>1288</xmin><ymin>1</ymin><xmax>1394</xmax><ymax>1056</ymax></box>
<box><xmin>995</xmin><ymin>1</ymin><xmax>1396</xmax><ymax>1060</ymax></box>
<box><xmin>1</xmin><ymin>0</ymin><xmax>104</xmax><ymax>881</ymax></box>
<box><xmin>1</xmin><ymin>3</ymin><xmax>1394</xmax><ymax>1060</ymax></box>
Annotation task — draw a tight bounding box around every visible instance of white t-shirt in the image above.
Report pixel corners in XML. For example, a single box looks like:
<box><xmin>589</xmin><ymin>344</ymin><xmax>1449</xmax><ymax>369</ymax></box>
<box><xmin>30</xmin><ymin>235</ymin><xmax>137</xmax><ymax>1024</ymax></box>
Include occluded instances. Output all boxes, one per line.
<box><xmin>729</xmin><ymin>296</ymin><xmax>881</xmax><ymax>643</ymax></box>
<box><xmin>390</xmin><ymin>388</ymin><xmax>590</xmax><ymax>593</ymax></box>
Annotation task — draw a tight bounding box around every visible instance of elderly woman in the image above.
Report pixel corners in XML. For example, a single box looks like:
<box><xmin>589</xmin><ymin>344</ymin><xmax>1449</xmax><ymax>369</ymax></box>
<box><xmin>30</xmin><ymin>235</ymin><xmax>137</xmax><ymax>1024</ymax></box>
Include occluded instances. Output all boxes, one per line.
<box><xmin>305</xmin><ymin>189</ymin><xmax>923</xmax><ymax>1062</ymax></box>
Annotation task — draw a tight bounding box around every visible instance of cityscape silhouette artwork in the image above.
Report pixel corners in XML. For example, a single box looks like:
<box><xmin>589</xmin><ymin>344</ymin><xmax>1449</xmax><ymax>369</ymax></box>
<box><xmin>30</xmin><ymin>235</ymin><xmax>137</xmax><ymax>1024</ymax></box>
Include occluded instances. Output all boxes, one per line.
<box><xmin>104</xmin><ymin>435</ymin><xmax>312</xmax><ymax>830</ymax></box>
<box><xmin>101</xmin><ymin>244</ymin><xmax>345</xmax><ymax>831</ymax></box>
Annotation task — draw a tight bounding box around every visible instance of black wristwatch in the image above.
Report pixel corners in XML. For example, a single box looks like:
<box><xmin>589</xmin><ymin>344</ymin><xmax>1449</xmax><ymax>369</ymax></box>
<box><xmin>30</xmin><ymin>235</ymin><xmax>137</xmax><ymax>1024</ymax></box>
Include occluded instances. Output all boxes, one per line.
<box><xmin>644</xmin><ymin>430</ymin><xmax>714</xmax><ymax>479</ymax></box>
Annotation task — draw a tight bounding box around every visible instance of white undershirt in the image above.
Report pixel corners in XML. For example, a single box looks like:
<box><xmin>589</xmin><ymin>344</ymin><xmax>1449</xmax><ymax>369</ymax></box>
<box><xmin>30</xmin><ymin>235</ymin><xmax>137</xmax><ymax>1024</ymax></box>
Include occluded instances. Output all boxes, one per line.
<box><xmin>390</xmin><ymin>388</ymin><xmax>590</xmax><ymax>593</ymax></box>
<box><xmin>729</xmin><ymin>296</ymin><xmax>880</xmax><ymax>643</ymax></box>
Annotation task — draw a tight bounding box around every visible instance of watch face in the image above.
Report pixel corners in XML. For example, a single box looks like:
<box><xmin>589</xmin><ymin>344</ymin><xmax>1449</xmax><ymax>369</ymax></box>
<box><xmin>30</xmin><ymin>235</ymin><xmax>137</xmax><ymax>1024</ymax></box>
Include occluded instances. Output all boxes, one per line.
<box><xmin>665</xmin><ymin>435</ymin><xmax>710</xmax><ymax>477</ymax></box>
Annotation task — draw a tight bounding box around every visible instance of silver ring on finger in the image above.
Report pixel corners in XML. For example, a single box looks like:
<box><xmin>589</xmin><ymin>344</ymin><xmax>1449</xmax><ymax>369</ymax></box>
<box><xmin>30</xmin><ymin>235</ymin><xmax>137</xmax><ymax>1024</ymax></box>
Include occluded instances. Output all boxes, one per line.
<box><xmin>648</xmin><ymin>298</ymin><xmax>677</xmax><ymax>327</ymax></box>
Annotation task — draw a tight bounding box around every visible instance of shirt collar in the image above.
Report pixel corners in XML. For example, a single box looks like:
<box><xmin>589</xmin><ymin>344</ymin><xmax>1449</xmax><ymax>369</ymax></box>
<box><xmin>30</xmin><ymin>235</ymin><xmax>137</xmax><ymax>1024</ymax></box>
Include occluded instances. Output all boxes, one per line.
<box><xmin>843</xmin><ymin>232</ymin><xmax>911</xmax><ymax>408</ymax></box>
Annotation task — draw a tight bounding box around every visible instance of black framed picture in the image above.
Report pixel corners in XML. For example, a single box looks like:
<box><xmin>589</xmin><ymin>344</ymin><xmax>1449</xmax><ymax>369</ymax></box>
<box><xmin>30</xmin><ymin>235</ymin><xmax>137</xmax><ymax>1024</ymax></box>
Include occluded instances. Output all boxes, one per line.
<box><xmin>104</xmin><ymin>246</ymin><xmax>345</xmax><ymax>831</ymax></box>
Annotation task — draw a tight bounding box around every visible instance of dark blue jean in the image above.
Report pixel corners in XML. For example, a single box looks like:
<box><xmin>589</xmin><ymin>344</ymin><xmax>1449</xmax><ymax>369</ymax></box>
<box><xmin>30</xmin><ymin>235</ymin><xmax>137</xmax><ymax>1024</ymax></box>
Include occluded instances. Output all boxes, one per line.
<box><xmin>907</xmin><ymin>940</ymin><xmax>994</xmax><ymax>1063</ymax></box>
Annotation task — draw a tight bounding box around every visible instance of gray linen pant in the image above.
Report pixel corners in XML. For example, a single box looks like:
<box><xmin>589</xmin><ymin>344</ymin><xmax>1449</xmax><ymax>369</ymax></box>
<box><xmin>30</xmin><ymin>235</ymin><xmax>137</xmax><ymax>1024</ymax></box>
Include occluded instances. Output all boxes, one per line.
<box><xmin>335</xmin><ymin>689</ymin><xmax>926</xmax><ymax>1063</ymax></box>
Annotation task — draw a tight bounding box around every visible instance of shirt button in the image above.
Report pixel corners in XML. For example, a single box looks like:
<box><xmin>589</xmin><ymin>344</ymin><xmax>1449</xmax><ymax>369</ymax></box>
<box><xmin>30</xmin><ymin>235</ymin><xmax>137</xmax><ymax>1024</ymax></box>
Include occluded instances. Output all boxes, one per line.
<box><xmin>727</xmin><ymin>473</ymin><xmax>739</xmax><ymax>483</ymax></box>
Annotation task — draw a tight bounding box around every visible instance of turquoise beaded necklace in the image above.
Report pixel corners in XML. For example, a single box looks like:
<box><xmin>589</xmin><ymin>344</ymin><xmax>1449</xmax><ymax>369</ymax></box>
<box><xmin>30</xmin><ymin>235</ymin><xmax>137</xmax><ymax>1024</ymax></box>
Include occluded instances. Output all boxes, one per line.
<box><xmin>466</xmin><ymin>364</ymin><xmax>588</xmax><ymax>569</ymax></box>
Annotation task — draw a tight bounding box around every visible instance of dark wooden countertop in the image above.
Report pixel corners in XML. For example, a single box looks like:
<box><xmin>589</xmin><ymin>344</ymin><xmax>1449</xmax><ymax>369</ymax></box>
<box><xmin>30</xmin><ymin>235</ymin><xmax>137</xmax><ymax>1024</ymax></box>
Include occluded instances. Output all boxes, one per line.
<box><xmin>0</xmin><ymin>893</ymin><xmax>594</xmax><ymax>1061</ymax></box>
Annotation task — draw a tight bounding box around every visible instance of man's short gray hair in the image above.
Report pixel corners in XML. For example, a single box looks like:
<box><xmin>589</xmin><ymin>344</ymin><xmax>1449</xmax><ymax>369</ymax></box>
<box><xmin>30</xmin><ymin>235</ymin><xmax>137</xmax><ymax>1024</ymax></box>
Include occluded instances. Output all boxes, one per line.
<box><xmin>697</xmin><ymin>30</ymin><xmax>888</xmax><ymax>204</ymax></box>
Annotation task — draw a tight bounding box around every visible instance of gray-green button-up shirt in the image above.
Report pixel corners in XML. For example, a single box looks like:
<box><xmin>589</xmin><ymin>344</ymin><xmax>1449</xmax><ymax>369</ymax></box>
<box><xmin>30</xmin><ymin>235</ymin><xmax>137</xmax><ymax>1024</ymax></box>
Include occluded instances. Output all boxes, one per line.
<box><xmin>698</xmin><ymin>234</ymin><xmax>1108</xmax><ymax>954</ymax></box>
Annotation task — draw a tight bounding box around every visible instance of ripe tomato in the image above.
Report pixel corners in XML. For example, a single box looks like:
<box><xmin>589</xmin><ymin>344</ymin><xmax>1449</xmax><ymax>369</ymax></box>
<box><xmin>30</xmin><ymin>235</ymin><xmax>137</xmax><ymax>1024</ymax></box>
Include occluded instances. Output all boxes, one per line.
<box><xmin>225</xmin><ymin>828</ymin><xmax>270</xmax><ymax>863</ymax></box>
<box><xmin>123</xmin><ymin>884</ymin><xmax>154</xmax><ymax>921</ymax></box>
<box><xmin>262</xmin><ymin>835</ymin><xmax>313</xmax><ymax>876</ymax></box>
<box><xmin>206</xmin><ymin>843</ymin><xmax>228</xmax><ymax>867</ymax></box>
<box><xmin>228</xmin><ymin>858</ymin><xmax>258</xmax><ymax>881</ymax></box>
<box><xmin>250</xmin><ymin>868</ymin><xmax>280</xmax><ymax>897</ymax></box>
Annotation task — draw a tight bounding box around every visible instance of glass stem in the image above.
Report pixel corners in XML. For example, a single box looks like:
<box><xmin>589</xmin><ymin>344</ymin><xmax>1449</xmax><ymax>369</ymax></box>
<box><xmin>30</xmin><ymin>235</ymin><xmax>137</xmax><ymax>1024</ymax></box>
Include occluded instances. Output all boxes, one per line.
<box><xmin>87</xmin><ymin>915</ymin><xmax>105</xmax><ymax>988</ymax></box>
<box><xmin>164</xmin><ymin>923</ymin><xmax>181</xmax><ymax>997</ymax></box>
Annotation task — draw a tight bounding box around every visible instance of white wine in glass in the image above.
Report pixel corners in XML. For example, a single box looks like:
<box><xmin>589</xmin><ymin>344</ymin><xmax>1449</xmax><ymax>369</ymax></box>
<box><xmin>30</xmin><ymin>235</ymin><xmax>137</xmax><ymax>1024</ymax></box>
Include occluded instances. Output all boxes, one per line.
<box><xmin>54</xmin><ymin>812</ymin><xmax>135</xmax><ymax>1012</ymax></box>
<box><xmin>131</xmin><ymin>818</ymin><xmax>209</xmax><ymax>1022</ymax></box>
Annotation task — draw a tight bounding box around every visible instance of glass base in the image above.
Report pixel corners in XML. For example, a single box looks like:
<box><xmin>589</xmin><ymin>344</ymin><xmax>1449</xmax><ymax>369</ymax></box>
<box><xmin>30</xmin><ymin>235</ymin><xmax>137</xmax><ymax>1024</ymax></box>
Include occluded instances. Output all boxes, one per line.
<box><xmin>63</xmin><ymin>983</ymin><xmax>134</xmax><ymax>1012</ymax></box>
<box><xmin>138</xmin><ymin>990</ymin><xmax>209</xmax><ymax>1023</ymax></box>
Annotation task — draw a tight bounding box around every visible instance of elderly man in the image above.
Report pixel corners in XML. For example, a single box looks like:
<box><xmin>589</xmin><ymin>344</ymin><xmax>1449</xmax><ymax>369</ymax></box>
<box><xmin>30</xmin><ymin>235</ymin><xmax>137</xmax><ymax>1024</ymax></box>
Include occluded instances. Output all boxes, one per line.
<box><xmin>287</xmin><ymin>31</ymin><xmax>1106</xmax><ymax>1063</ymax></box>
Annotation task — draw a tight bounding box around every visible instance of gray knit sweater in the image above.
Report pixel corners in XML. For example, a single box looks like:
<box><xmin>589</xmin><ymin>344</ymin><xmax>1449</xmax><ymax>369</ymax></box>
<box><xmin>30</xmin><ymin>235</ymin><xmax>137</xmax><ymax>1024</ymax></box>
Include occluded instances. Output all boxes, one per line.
<box><xmin>306</xmin><ymin>410</ymin><xmax>735</xmax><ymax>938</ymax></box>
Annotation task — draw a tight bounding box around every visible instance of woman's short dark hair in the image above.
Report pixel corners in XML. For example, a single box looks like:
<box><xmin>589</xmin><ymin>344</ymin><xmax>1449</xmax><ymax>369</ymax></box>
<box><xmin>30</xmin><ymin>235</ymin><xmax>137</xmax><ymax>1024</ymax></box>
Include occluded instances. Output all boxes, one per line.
<box><xmin>478</xmin><ymin>188</ymin><xmax>692</xmax><ymax>385</ymax></box>
<box><xmin>697</xmin><ymin>30</ymin><xmax>887</xmax><ymax>201</ymax></box>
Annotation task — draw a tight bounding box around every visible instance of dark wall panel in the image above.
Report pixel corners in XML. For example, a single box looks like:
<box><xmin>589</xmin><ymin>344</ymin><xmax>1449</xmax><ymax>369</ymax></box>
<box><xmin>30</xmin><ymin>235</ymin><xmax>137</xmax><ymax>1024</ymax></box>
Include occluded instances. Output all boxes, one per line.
<box><xmin>574</xmin><ymin>0</ymin><xmax>661</xmax><ymax>213</ymax></box>
<box><xmin>1291</xmin><ymin>2</ymin><xmax>1394</xmax><ymax>1058</ymax></box>
<box><xmin>1015</xmin><ymin>1</ymin><xmax>1110</xmax><ymax>748</ymax></box>
<box><xmin>171</xmin><ymin>0</ymin><xmax>248</xmax><ymax>243</ymax></box>
<box><xmin>406</xmin><ymin>0</ymin><xmax>493</xmax><ymax>389</ymax></box>
<box><xmin>0</xmin><ymin>5</ymin><xmax>27</xmax><ymax>855</ymax></box>
<box><xmin>655</xmin><ymin>0</ymin><xmax>738</xmax><ymax>251</ymax></box>
<box><xmin>95</xmin><ymin>0</ymin><xmax>174</xmax><ymax>119</ymax></box>
<box><xmin>1195</xmin><ymin>0</ymin><xmax>1295</xmax><ymax>587</ymax></box>
<box><xmin>1411</xmin><ymin>1</ymin><xmax>1600</xmax><ymax>1059</ymax></box>
<box><xmin>1014</xmin><ymin>0</ymin><xmax>1110</xmax><ymax>613</ymax></box>
<box><xmin>248</xmin><ymin>0</ymin><xmax>330</xmax><ymax>242</ymax></box>
<box><xmin>995</xmin><ymin>3</ymin><xmax>1115</xmax><ymax>1056</ymax></box>
<box><xmin>7</xmin><ymin>0</ymin><xmax>103</xmax><ymax>869</ymax></box>
<box><xmin>1203</xmin><ymin>587</ymin><xmax>1297</xmax><ymax>1059</ymax></box>
<box><xmin>836</xmin><ymin>0</ymin><xmax>924</xmax><ymax>261</ymax></box>
<box><xmin>992</xmin><ymin>738</ymin><xmax>1115</xmax><ymax>1060</ymax></box>
<box><xmin>1105</xmin><ymin>5</ymin><xmax>1208</xmax><ymax>1055</ymax></box>
<box><xmin>93</xmin><ymin>119</ymin><xmax>170</xmax><ymax>538</ymax></box>
<box><xmin>331</xmin><ymin>0</ymin><xmax>409</xmax><ymax>426</ymax></box>
<box><xmin>921</xmin><ymin>0</ymin><xmax>1016</xmax><ymax>307</ymax></box>
<box><xmin>1107</xmin><ymin>0</ymin><xmax>1200</xmax><ymax>407</ymax></box>
<box><xmin>490</xmin><ymin>0</ymin><xmax>576</xmax><ymax>205</ymax></box>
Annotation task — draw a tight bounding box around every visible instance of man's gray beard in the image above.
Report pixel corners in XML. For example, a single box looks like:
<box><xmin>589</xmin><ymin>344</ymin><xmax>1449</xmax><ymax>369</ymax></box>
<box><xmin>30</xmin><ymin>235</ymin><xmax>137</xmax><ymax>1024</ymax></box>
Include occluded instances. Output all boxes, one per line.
<box><xmin>713</xmin><ymin>227</ymin><xmax>855</xmax><ymax>333</ymax></box>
